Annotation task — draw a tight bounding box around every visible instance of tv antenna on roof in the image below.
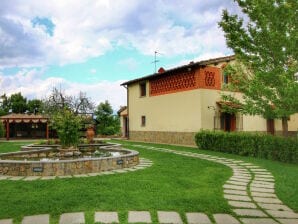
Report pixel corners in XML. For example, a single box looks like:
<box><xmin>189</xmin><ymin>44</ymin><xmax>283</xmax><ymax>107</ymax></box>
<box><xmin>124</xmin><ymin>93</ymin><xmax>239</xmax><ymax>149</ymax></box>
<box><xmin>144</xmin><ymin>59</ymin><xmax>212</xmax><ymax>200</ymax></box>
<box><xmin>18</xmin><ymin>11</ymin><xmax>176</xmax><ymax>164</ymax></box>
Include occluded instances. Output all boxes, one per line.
<box><xmin>151</xmin><ymin>51</ymin><xmax>163</xmax><ymax>73</ymax></box>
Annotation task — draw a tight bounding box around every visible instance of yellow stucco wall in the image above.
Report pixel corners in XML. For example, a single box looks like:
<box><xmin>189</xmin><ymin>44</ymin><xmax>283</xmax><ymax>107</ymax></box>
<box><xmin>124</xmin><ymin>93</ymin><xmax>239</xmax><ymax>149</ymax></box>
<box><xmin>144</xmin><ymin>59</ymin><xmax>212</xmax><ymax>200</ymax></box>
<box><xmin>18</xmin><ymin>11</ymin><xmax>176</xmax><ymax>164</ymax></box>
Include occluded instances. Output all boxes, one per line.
<box><xmin>128</xmin><ymin>81</ymin><xmax>298</xmax><ymax>133</ymax></box>
<box><xmin>128</xmin><ymin>82</ymin><xmax>202</xmax><ymax>132</ymax></box>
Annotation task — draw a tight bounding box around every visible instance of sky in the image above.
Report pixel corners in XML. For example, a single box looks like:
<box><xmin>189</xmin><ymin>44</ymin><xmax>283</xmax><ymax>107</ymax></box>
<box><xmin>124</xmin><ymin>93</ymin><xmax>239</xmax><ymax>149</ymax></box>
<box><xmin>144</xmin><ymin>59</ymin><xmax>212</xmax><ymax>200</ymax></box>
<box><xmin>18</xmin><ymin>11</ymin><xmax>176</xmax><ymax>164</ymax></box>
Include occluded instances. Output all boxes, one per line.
<box><xmin>0</xmin><ymin>0</ymin><xmax>240</xmax><ymax>110</ymax></box>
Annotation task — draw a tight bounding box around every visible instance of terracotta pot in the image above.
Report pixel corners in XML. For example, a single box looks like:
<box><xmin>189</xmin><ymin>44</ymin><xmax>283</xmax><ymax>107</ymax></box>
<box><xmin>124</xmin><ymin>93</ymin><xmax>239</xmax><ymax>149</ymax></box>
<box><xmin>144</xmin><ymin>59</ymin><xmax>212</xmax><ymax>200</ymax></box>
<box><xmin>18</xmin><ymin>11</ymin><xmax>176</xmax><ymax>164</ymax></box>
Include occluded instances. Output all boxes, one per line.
<box><xmin>86</xmin><ymin>127</ymin><xmax>95</xmax><ymax>143</ymax></box>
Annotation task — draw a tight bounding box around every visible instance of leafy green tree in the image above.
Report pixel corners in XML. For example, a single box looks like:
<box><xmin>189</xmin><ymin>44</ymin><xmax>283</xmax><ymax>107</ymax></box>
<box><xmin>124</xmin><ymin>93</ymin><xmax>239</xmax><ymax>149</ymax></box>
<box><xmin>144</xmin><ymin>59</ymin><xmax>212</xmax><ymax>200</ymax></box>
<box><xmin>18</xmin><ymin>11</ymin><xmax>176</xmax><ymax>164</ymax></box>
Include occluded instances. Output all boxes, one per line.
<box><xmin>95</xmin><ymin>100</ymin><xmax>120</xmax><ymax>135</ymax></box>
<box><xmin>0</xmin><ymin>94</ymin><xmax>9</xmax><ymax>116</ymax></box>
<box><xmin>51</xmin><ymin>109</ymin><xmax>82</xmax><ymax>148</ymax></box>
<box><xmin>8</xmin><ymin>93</ymin><xmax>28</xmax><ymax>113</ymax></box>
<box><xmin>27</xmin><ymin>99</ymin><xmax>44</xmax><ymax>114</ymax></box>
<box><xmin>219</xmin><ymin>0</ymin><xmax>298</xmax><ymax>136</ymax></box>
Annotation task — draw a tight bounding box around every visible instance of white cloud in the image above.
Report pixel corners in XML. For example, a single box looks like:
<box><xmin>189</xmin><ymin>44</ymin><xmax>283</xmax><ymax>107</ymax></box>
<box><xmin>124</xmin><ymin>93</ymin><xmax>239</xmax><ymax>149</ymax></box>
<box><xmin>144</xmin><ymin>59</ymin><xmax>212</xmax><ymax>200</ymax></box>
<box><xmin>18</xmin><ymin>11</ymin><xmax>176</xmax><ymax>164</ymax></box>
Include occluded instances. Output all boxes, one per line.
<box><xmin>0</xmin><ymin>69</ymin><xmax>126</xmax><ymax>111</ymax></box>
<box><xmin>90</xmin><ymin>68</ymin><xmax>97</xmax><ymax>74</ymax></box>
<box><xmin>0</xmin><ymin>0</ymin><xmax>239</xmax><ymax>68</ymax></box>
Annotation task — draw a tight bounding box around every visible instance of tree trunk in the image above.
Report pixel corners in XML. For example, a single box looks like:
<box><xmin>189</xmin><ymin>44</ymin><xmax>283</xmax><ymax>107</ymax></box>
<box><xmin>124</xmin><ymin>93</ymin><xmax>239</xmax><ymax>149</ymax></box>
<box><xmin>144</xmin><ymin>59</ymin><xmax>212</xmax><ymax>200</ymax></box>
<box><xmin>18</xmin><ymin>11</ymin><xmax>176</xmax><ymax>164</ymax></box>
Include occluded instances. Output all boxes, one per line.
<box><xmin>282</xmin><ymin>117</ymin><xmax>288</xmax><ymax>137</ymax></box>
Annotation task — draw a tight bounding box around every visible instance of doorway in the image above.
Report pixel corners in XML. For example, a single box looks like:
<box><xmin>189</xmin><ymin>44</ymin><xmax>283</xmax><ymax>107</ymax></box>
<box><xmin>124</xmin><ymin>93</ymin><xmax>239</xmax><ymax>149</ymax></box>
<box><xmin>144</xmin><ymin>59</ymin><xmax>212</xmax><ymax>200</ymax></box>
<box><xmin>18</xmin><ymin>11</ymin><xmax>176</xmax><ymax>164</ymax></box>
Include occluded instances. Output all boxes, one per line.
<box><xmin>220</xmin><ymin>112</ymin><xmax>236</xmax><ymax>132</ymax></box>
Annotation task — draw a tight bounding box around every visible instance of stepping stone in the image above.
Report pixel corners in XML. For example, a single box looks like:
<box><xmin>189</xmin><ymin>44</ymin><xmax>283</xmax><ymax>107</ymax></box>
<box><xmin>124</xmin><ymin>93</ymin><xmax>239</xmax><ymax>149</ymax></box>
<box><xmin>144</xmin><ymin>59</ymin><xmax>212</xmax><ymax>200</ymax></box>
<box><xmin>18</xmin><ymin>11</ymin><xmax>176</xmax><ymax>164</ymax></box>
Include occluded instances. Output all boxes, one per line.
<box><xmin>40</xmin><ymin>176</ymin><xmax>56</xmax><ymax>180</ymax></box>
<box><xmin>128</xmin><ymin>211</ymin><xmax>151</xmax><ymax>223</ymax></box>
<box><xmin>0</xmin><ymin>219</ymin><xmax>13</xmax><ymax>224</ymax></box>
<box><xmin>255</xmin><ymin>174</ymin><xmax>274</xmax><ymax>179</ymax></box>
<box><xmin>254</xmin><ymin>178</ymin><xmax>274</xmax><ymax>182</ymax></box>
<box><xmin>240</xmin><ymin>163</ymin><xmax>254</xmax><ymax>166</ymax></box>
<box><xmin>157</xmin><ymin>211</ymin><xmax>183</xmax><ymax>224</ymax></box>
<box><xmin>233</xmin><ymin>173</ymin><xmax>251</xmax><ymax>177</ymax></box>
<box><xmin>250</xmin><ymin>187</ymin><xmax>274</xmax><ymax>193</ymax></box>
<box><xmin>253</xmin><ymin>197</ymin><xmax>282</xmax><ymax>204</ymax></box>
<box><xmin>186</xmin><ymin>212</ymin><xmax>211</xmax><ymax>224</ymax></box>
<box><xmin>59</xmin><ymin>175</ymin><xmax>74</xmax><ymax>178</ymax></box>
<box><xmin>87</xmin><ymin>173</ymin><xmax>102</xmax><ymax>176</ymax></box>
<box><xmin>22</xmin><ymin>214</ymin><xmax>49</xmax><ymax>224</ymax></box>
<box><xmin>228</xmin><ymin>201</ymin><xmax>257</xmax><ymax>208</ymax></box>
<box><xmin>246</xmin><ymin>166</ymin><xmax>260</xmax><ymax>168</ymax></box>
<box><xmin>101</xmin><ymin>171</ymin><xmax>115</xmax><ymax>175</ymax></box>
<box><xmin>232</xmin><ymin>176</ymin><xmax>251</xmax><ymax>181</ymax></box>
<box><xmin>224</xmin><ymin>189</ymin><xmax>248</xmax><ymax>196</ymax></box>
<box><xmin>0</xmin><ymin>176</ymin><xmax>10</xmax><ymax>180</ymax></box>
<box><xmin>73</xmin><ymin>174</ymin><xmax>89</xmax><ymax>178</ymax></box>
<box><xmin>113</xmin><ymin>169</ymin><xmax>128</xmax><ymax>173</ymax></box>
<box><xmin>251</xmin><ymin>192</ymin><xmax>276</xmax><ymax>198</ymax></box>
<box><xmin>251</xmin><ymin>183</ymin><xmax>274</xmax><ymax>189</ymax></box>
<box><xmin>213</xmin><ymin>214</ymin><xmax>240</xmax><ymax>224</ymax></box>
<box><xmin>240</xmin><ymin>218</ymin><xmax>279</xmax><ymax>224</ymax></box>
<box><xmin>59</xmin><ymin>212</ymin><xmax>85</xmax><ymax>224</ymax></box>
<box><xmin>233</xmin><ymin>209</ymin><xmax>267</xmax><ymax>217</ymax></box>
<box><xmin>224</xmin><ymin>194</ymin><xmax>251</xmax><ymax>202</ymax></box>
<box><xmin>223</xmin><ymin>184</ymin><xmax>246</xmax><ymax>191</ymax></box>
<box><xmin>226</xmin><ymin>181</ymin><xmax>247</xmax><ymax>186</ymax></box>
<box><xmin>258</xmin><ymin>203</ymin><xmax>292</xmax><ymax>211</ymax></box>
<box><xmin>9</xmin><ymin>176</ymin><xmax>24</xmax><ymax>181</ymax></box>
<box><xmin>94</xmin><ymin>212</ymin><xmax>119</xmax><ymax>223</ymax></box>
<box><xmin>23</xmin><ymin>176</ymin><xmax>40</xmax><ymax>181</ymax></box>
<box><xmin>252</xmin><ymin>180</ymin><xmax>274</xmax><ymax>186</ymax></box>
<box><xmin>266</xmin><ymin>210</ymin><xmax>298</xmax><ymax>218</ymax></box>
<box><xmin>250</xmin><ymin>168</ymin><xmax>268</xmax><ymax>172</ymax></box>
<box><xmin>277</xmin><ymin>218</ymin><xmax>298</xmax><ymax>224</ymax></box>
<box><xmin>229</xmin><ymin>178</ymin><xmax>250</xmax><ymax>183</ymax></box>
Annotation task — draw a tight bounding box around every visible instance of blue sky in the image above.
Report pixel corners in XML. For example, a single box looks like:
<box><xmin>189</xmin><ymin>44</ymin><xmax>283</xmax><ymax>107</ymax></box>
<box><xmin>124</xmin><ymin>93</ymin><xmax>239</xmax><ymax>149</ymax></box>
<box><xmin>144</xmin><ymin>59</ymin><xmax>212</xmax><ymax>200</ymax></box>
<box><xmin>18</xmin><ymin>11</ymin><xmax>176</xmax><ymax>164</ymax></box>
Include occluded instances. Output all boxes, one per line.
<box><xmin>0</xmin><ymin>0</ymin><xmax>238</xmax><ymax>109</ymax></box>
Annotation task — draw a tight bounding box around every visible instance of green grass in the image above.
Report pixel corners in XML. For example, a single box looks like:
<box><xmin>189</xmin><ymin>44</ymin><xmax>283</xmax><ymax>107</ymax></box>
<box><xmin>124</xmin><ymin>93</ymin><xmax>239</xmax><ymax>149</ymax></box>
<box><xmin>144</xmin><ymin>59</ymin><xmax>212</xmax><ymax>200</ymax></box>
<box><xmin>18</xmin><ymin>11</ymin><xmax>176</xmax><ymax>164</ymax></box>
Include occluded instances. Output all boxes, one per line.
<box><xmin>0</xmin><ymin>141</ymin><xmax>231</xmax><ymax>223</ymax></box>
<box><xmin>0</xmin><ymin>140</ymin><xmax>297</xmax><ymax>223</ymax></box>
<box><xmin>0</xmin><ymin>141</ymin><xmax>37</xmax><ymax>153</ymax></box>
<box><xmin>113</xmin><ymin>139</ymin><xmax>298</xmax><ymax>212</ymax></box>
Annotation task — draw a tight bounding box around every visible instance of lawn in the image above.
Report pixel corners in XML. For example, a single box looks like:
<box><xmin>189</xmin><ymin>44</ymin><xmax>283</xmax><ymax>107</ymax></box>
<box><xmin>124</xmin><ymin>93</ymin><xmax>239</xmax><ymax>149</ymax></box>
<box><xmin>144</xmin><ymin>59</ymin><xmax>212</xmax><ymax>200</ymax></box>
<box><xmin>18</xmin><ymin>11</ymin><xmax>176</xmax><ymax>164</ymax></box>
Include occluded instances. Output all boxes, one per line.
<box><xmin>0</xmin><ymin>141</ymin><xmax>231</xmax><ymax>224</ymax></box>
<box><xmin>112</xmin><ymin>140</ymin><xmax>298</xmax><ymax>212</ymax></box>
<box><xmin>0</xmin><ymin>140</ymin><xmax>297</xmax><ymax>224</ymax></box>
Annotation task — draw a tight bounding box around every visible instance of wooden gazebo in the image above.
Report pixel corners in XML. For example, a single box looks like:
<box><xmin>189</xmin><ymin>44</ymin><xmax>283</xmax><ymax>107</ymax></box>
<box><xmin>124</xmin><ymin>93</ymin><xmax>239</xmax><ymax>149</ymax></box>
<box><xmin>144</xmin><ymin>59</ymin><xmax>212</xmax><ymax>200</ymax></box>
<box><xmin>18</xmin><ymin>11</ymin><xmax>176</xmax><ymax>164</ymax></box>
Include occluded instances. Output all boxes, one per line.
<box><xmin>0</xmin><ymin>114</ymin><xmax>49</xmax><ymax>140</ymax></box>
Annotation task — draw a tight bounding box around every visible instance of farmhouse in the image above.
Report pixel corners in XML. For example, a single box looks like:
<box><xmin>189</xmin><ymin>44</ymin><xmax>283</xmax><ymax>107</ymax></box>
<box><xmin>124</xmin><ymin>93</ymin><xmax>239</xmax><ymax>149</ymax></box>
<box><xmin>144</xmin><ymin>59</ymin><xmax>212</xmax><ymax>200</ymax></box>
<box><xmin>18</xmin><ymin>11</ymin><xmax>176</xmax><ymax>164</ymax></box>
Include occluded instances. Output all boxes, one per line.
<box><xmin>121</xmin><ymin>55</ymin><xmax>298</xmax><ymax>146</ymax></box>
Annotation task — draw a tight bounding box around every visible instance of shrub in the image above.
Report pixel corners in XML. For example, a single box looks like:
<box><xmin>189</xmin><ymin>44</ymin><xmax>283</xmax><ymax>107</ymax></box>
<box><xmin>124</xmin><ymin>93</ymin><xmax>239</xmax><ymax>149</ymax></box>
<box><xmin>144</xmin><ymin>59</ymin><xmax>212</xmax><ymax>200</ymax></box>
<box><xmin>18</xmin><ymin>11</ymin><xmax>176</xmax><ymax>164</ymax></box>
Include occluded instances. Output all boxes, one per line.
<box><xmin>51</xmin><ymin>109</ymin><xmax>82</xmax><ymax>148</ymax></box>
<box><xmin>195</xmin><ymin>130</ymin><xmax>298</xmax><ymax>164</ymax></box>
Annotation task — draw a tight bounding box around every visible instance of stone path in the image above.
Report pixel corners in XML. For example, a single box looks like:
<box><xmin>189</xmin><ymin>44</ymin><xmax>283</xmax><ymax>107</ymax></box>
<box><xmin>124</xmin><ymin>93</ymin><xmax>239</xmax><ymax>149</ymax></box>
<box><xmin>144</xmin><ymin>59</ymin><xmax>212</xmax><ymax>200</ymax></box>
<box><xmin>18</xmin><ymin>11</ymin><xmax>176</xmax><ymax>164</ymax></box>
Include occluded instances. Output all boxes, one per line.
<box><xmin>0</xmin><ymin>158</ymin><xmax>153</xmax><ymax>181</ymax></box>
<box><xmin>0</xmin><ymin>145</ymin><xmax>297</xmax><ymax>224</ymax></box>
<box><xmin>131</xmin><ymin>144</ymin><xmax>298</xmax><ymax>224</ymax></box>
<box><xmin>0</xmin><ymin>211</ymin><xmax>246</xmax><ymax>224</ymax></box>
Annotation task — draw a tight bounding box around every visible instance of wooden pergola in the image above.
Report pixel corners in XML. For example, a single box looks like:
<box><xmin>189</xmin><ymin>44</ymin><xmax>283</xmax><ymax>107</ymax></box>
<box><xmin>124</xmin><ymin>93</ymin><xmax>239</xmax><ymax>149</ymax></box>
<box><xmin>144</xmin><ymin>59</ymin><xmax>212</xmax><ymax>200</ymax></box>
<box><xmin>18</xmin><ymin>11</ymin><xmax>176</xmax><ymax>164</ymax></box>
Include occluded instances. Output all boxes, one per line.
<box><xmin>0</xmin><ymin>114</ymin><xmax>49</xmax><ymax>140</ymax></box>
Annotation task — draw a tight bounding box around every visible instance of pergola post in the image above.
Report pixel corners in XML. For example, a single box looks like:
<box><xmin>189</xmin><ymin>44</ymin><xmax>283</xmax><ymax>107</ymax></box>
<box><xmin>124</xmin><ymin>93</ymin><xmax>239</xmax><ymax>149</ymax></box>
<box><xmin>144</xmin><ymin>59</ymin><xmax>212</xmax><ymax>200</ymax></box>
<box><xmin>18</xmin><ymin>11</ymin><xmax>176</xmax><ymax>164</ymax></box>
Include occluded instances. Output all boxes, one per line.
<box><xmin>46</xmin><ymin>121</ymin><xmax>49</xmax><ymax>140</ymax></box>
<box><xmin>6</xmin><ymin>119</ymin><xmax>9</xmax><ymax>141</ymax></box>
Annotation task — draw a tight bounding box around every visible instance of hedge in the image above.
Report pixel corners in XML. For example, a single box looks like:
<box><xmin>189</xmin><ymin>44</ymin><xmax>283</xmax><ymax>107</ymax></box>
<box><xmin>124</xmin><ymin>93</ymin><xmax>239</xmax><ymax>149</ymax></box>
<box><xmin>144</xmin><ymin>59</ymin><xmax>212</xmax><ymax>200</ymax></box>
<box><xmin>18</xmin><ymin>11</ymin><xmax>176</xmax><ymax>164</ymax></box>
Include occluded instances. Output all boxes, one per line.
<box><xmin>195</xmin><ymin>130</ymin><xmax>298</xmax><ymax>164</ymax></box>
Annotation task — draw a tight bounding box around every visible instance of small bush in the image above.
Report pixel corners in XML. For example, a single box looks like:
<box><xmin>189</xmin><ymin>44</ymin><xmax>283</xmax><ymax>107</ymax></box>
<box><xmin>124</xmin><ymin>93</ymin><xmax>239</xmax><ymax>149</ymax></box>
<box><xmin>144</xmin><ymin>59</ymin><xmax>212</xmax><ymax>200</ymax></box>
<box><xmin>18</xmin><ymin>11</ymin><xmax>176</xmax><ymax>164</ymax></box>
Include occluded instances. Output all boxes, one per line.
<box><xmin>51</xmin><ymin>109</ymin><xmax>82</xmax><ymax>148</ymax></box>
<box><xmin>195</xmin><ymin>130</ymin><xmax>298</xmax><ymax>164</ymax></box>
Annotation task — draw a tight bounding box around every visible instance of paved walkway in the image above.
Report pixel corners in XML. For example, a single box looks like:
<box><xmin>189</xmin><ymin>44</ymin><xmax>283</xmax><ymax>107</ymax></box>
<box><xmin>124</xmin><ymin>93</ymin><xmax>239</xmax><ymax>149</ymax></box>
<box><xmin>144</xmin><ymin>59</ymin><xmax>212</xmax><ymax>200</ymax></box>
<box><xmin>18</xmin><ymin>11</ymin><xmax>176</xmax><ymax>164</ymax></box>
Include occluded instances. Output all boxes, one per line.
<box><xmin>0</xmin><ymin>145</ymin><xmax>297</xmax><ymax>224</ymax></box>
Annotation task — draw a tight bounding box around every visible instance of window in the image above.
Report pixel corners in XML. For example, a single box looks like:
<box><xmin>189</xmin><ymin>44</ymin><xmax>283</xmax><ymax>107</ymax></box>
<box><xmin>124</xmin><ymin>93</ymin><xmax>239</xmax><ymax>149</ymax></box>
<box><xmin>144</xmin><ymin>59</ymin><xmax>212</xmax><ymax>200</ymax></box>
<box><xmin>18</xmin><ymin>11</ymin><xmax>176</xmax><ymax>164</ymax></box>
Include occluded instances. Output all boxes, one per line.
<box><xmin>223</xmin><ymin>72</ymin><xmax>229</xmax><ymax>84</ymax></box>
<box><xmin>141</xmin><ymin>116</ymin><xmax>146</xmax><ymax>126</ymax></box>
<box><xmin>140</xmin><ymin>82</ymin><xmax>146</xmax><ymax>97</ymax></box>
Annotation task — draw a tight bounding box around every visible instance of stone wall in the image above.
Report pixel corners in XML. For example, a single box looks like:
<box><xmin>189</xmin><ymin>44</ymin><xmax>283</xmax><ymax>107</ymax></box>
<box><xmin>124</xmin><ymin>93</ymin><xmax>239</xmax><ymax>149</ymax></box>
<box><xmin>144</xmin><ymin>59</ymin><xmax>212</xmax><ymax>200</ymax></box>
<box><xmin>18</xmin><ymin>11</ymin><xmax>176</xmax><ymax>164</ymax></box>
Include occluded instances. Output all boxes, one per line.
<box><xmin>129</xmin><ymin>131</ymin><xmax>197</xmax><ymax>146</ymax></box>
<box><xmin>0</xmin><ymin>148</ymin><xmax>139</xmax><ymax>176</ymax></box>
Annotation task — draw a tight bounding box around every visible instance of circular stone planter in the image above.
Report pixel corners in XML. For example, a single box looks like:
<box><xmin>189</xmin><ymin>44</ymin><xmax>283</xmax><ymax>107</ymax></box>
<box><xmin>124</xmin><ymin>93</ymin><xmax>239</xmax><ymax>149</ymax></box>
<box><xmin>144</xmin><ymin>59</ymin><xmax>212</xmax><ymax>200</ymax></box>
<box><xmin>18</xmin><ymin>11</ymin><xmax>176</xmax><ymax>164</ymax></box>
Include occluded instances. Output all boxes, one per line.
<box><xmin>0</xmin><ymin>143</ymin><xmax>139</xmax><ymax>176</ymax></box>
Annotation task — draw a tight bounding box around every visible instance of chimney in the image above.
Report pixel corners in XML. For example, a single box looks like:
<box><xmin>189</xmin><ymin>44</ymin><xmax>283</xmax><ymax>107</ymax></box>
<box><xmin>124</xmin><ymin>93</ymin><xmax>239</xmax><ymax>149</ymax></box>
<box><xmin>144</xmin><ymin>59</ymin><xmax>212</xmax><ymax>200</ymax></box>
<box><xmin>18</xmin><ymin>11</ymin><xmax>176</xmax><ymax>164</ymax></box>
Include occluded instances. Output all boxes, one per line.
<box><xmin>158</xmin><ymin>67</ymin><xmax>165</xmax><ymax>74</ymax></box>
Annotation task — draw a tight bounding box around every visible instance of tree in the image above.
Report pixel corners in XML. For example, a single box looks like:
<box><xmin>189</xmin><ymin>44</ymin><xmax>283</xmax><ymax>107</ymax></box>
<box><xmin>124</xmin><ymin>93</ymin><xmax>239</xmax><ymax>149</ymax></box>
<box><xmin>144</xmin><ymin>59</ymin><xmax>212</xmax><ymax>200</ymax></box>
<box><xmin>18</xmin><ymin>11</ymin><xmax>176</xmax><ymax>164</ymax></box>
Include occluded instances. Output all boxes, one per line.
<box><xmin>219</xmin><ymin>0</ymin><xmax>298</xmax><ymax>136</ymax></box>
<box><xmin>95</xmin><ymin>100</ymin><xmax>120</xmax><ymax>135</ymax></box>
<box><xmin>27</xmin><ymin>99</ymin><xmax>44</xmax><ymax>114</ymax></box>
<box><xmin>0</xmin><ymin>94</ymin><xmax>9</xmax><ymax>116</ymax></box>
<box><xmin>8</xmin><ymin>93</ymin><xmax>27</xmax><ymax>113</ymax></box>
<box><xmin>51</xmin><ymin>109</ymin><xmax>82</xmax><ymax>148</ymax></box>
<box><xmin>43</xmin><ymin>87</ymin><xmax>94</xmax><ymax>115</ymax></box>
